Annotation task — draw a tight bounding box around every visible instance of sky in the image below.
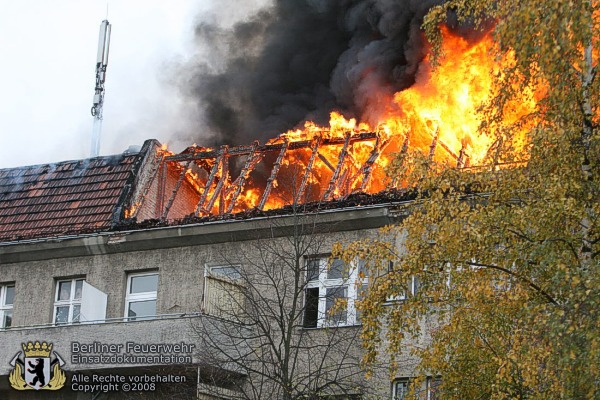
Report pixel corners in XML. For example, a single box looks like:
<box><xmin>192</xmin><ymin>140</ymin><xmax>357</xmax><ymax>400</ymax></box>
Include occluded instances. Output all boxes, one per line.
<box><xmin>0</xmin><ymin>1</ymin><xmax>214</xmax><ymax>168</ymax></box>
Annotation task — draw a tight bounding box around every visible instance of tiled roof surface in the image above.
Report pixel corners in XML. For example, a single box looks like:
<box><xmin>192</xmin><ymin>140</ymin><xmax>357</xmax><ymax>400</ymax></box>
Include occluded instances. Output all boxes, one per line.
<box><xmin>0</xmin><ymin>154</ymin><xmax>139</xmax><ymax>242</ymax></box>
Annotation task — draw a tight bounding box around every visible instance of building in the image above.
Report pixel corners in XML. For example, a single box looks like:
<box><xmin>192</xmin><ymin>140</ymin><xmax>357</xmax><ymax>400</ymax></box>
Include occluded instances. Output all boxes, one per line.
<box><xmin>0</xmin><ymin>139</ymin><xmax>438</xmax><ymax>399</ymax></box>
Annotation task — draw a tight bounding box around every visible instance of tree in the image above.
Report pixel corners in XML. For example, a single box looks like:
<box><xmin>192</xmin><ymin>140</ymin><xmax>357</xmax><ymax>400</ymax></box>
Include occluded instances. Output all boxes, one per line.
<box><xmin>335</xmin><ymin>1</ymin><xmax>599</xmax><ymax>399</ymax></box>
<box><xmin>190</xmin><ymin>194</ymin><xmax>377</xmax><ymax>400</ymax></box>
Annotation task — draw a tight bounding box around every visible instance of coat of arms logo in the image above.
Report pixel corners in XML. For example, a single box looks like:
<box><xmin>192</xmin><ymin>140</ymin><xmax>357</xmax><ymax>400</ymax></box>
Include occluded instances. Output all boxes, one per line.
<box><xmin>8</xmin><ymin>341</ymin><xmax>66</xmax><ymax>391</ymax></box>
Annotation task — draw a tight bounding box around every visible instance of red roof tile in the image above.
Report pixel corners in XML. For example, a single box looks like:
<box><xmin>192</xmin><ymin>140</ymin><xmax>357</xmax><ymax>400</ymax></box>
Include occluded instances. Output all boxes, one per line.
<box><xmin>0</xmin><ymin>149</ymin><xmax>146</xmax><ymax>242</ymax></box>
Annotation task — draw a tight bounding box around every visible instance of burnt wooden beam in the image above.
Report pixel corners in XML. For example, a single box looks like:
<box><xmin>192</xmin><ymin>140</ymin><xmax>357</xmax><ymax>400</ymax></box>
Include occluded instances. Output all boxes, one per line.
<box><xmin>226</xmin><ymin>141</ymin><xmax>262</xmax><ymax>214</ymax></box>
<box><xmin>295</xmin><ymin>137</ymin><xmax>321</xmax><ymax>205</ymax></box>
<box><xmin>155</xmin><ymin>159</ymin><xmax>167</xmax><ymax>218</ymax></box>
<box><xmin>429</xmin><ymin>128</ymin><xmax>439</xmax><ymax>161</ymax></box>
<box><xmin>258</xmin><ymin>140</ymin><xmax>288</xmax><ymax>211</ymax></box>
<box><xmin>323</xmin><ymin>133</ymin><xmax>351</xmax><ymax>201</ymax></box>
<box><xmin>194</xmin><ymin>146</ymin><xmax>227</xmax><ymax>216</ymax></box>
<box><xmin>205</xmin><ymin>153</ymin><xmax>229</xmax><ymax>215</ymax></box>
<box><xmin>164</xmin><ymin>132</ymin><xmax>378</xmax><ymax>162</ymax></box>
<box><xmin>391</xmin><ymin>134</ymin><xmax>410</xmax><ymax>189</ymax></box>
<box><xmin>357</xmin><ymin>136</ymin><xmax>391</xmax><ymax>193</ymax></box>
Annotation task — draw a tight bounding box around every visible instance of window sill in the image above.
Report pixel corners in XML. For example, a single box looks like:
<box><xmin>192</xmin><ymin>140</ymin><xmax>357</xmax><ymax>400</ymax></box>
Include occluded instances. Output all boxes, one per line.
<box><xmin>300</xmin><ymin>322</ymin><xmax>362</xmax><ymax>331</ymax></box>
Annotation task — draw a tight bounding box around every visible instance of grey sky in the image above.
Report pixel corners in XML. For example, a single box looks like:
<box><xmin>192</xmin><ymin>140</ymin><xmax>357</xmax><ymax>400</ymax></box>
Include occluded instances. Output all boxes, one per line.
<box><xmin>0</xmin><ymin>1</ymin><xmax>208</xmax><ymax>168</ymax></box>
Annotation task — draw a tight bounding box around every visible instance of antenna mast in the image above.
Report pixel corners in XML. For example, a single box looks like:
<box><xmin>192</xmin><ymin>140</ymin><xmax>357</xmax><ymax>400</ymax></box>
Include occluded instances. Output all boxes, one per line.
<box><xmin>90</xmin><ymin>19</ymin><xmax>111</xmax><ymax>157</ymax></box>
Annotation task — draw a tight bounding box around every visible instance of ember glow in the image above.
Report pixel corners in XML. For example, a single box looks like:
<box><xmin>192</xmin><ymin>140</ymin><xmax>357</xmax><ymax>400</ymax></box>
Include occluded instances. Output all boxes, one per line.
<box><xmin>133</xmin><ymin>27</ymin><xmax>540</xmax><ymax>220</ymax></box>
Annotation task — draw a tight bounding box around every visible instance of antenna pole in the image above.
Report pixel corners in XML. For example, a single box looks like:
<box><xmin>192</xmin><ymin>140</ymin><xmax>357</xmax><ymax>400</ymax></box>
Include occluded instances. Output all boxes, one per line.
<box><xmin>90</xmin><ymin>19</ymin><xmax>111</xmax><ymax>157</ymax></box>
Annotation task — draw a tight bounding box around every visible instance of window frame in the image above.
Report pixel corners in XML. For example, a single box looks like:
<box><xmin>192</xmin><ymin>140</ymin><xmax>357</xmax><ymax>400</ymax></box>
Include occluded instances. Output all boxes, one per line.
<box><xmin>304</xmin><ymin>256</ymin><xmax>367</xmax><ymax>328</ymax></box>
<box><xmin>53</xmin><ymin>278</ymin><xmax>84</xmax><ymax>325</ymax></box>
<box><xmin>124</xmin><ymin>272</ymin><xmax>159</xmax><ymax>321</ymax></box>
<box><xmin>0</xmin><ymin>283</ymin><xmax>15</xmax><ymax>329</ymax></box>
<box><xmin>426</xmin><ymin>376</ymin><xmax>442</xmax><ymax>400</ymax></box>
<box><xmin>392</xmin><ymin>378</ymin><xmax>411</xmax><ymax>400</ymax></box>
<box><xmin>385</xmin><ymin>262</ymin><xmax>420</xmax><ymax>303</ymax></box>
<box><xmin>386</xmin><ymin>275</ymin><xmax>420</xmax><ymax>303</ymax></box>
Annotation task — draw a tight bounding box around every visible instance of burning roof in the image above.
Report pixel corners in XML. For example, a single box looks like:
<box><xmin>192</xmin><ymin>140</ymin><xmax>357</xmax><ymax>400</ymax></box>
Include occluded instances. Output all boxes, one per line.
<box><xmin>0</xmin><ymin>136</ymin><xmax>416</xmax><ymax>243</ymax></box>
<box><xmin>0</xmin><ymin>20</ymin><xmax>543</xmax><ymax>243</ymax></box>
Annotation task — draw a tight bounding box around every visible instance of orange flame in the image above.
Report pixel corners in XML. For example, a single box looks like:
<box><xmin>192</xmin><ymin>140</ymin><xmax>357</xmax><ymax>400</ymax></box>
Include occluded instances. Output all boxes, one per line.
<box><xmin>133</xmin><ymin>26</ymin><xmax>547</xmax><ymax>219</ymax></box>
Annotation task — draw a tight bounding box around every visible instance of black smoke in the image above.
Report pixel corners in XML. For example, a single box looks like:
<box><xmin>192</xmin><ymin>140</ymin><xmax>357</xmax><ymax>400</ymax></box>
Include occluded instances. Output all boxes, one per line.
<box><xmin>180</xmin><ymin>0</ymin><xmax>445</xmax><ymax>145</ymax></box>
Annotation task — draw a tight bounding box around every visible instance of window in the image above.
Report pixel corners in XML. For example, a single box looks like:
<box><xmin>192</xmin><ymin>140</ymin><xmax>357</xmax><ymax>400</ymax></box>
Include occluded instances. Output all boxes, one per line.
<box><xmin>387</xmin><ymin>276</ymin><xmax>420</xmax><ymax>302</ymax></box>
<box><xmin>0</xmin><ymin>284</ymin><xmax>15</xmax><ymax>328</ymax></box>
<box><xmin>54</xmin><ymin>279</ymin><xmax>83</xmax><ymax>324</ymax></box>
<box><xmin>204</xmin><ymin>265</ymin><xmax>244</xmax><ymax>319</ymax></box>
<box><xmin>387</xmin><ymin>262</ymin><xmax>419</xmax><ymax>302</ymax></box>
<box><xmin>125</xmin><ymin>272</ymin><xmax>158</xmax><ymax>321</ymax></box>
<box><xmin>53</xmin><ymin>279</ymin><xmax>107</xmax><ymax>324</ymax></box>
<box><xmin>426</xmin><ymin>376</ymin><xmax>442</xmax><ymax>400</ymax></box>
<box><xmin>392</xmin><ymin>378</ymin><xmax>411</xmax><ymax>400</ymax></box>
<box><xmin>304</xmin><ymin>256</ymin><xmax>367</xmax><ymax>328</ymax></box>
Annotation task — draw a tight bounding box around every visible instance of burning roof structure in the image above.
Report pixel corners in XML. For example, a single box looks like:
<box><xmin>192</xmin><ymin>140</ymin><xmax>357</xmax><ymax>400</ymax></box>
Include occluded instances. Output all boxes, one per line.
<box><xmin>0</xmin><ymin>24</ymin><xmax>542</xmax><ymax>243</ymax></box>
<box><xmin>0</xmin><ymin>136</ymin><xmax>416</xmax><ymax>243</ymax></box>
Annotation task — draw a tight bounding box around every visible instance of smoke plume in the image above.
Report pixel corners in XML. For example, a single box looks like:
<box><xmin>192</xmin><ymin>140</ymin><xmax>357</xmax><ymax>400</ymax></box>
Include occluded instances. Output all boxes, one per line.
<box><xmin>180</xmin><ymin>0</ymin><xmax>444</xmax><ymax>146</ymax></box>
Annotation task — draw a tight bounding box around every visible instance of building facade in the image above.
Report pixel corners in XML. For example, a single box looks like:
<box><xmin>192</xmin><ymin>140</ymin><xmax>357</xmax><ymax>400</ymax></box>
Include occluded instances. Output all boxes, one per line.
<box><xmin>0</xmin><ymin>141</ymin><xmax>435</xmax><ymax>399</ymax></box>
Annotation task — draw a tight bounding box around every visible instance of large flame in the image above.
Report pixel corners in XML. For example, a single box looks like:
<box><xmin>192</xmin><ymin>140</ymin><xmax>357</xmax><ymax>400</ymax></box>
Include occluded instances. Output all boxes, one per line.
<box><xmin>138</xmin><ymin>26</ymin><xmax>545</xmax><ymax>219</ymax></box>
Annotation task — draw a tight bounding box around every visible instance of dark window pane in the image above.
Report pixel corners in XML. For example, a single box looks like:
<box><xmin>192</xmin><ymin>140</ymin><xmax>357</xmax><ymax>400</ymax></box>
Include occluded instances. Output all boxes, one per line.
<box><xmin>57</xmin><ymin>281</ymin><xmax>71</xmax><ymax>301</ymax></box>
<box><xmin>55</xmin><ymin>306</ymin><xmax>69</xmax><ymax>324</ymax></box>
<box><xmin>412</xmin><ymin>276</ymin><xmax>420</xmax><ymax>295</ymax></box>
<box><xmin>130</xmin><ymin>274</ymin><xmax>158</xmax><ymax>294</ymax></box>
<box><xmin>3</xmin><ymin>310</ymin><xmax>12</xmax><ymax>328</ymax></box>
<box><xmin>74</xmin><ymin>280</ymin><xmax>84</xmax><ymax>300</ymax></box>
<box><xmin>328</xmin><ymin>258</ymin><xmax>345</xmax><ymax>280</ymax></box>
<box><xmin>303</xmin><ymin>288</ymin><xmax>319</xmax><ymax>328</ymax></box>
<box><xmin>4</xmin><ymin>286</ymin><xmax>14</xmax><ymax>305</ymax></box>
<box><xmin>326</xmin><ymin>286</ymin><xmax>347</xmax><ymax>324</ymax></box>
<box><xmin>307</xmin><ymin>259</ymin><xmax>320</xmax><ymax>281</ymax></box>
<box><xmin>428</xmin><ymin>377</ymin><xmax>442</xmax><ymax>400</ymax></box>
<box><xmin>357</xmin><ymin>259</ymin><xmax>368</xmax><ymax>277</ymax></box>
<box><xmin>394</xmin><ymin>379</ymin><xmax>410</xmax><ymax>400</ymax></box>
<box><xmin>128</xmin><ymin>300</ymin><xmax>156</xmax><ymax>320</ymax></box>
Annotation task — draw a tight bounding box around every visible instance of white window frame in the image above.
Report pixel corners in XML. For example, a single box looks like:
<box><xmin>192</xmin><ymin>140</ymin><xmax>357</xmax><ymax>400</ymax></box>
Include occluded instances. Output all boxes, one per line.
<box><xmin>304</xmin><ymin>256</ymin><xmax>367</xmax><ymax>328</ymax></box>
<box><xmin>0</xmin><ymin>284</ymin><xmax>15</xmax><ymax>329</ymax></box>
<box><xmin>426</xmin><ymin>376</ymin><xmax>442</xmax><ymax>400</ymax></box>
<box><xmin>386</xmin><ymin>275</ymin><xmax>419</xmax><ymax>302</ymax></box>
<box><xmin>386</xmin><ymin>262</ymin><xmax>419</xmax><ymax>302</ymax></box>
<box><xmin>124</xmin><ymin>272</ymin><xmax>158</xmax><ymax>321</ymax></box>
<box><xmin>53</xmin><ymin>278</ymin><xmax>84</xmax><ymax>325</ymax></box>
<box><xmin>392</xmin><ymin>378</ymin><xmax>411</xmax><ymax>400</ymax></box>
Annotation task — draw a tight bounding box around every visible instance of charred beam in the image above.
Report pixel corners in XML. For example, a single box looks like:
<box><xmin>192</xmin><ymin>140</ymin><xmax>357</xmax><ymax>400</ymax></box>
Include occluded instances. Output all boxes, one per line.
<box><xmin>317</xmin><ymin>152</ymin><xmax>336</xmax><ymax>173</ymax></box>
<box><xmin>457</xmin><ymin>144</ymin><xmax>467</xmax><ymax>168</ymax></box>
<box><xmin>429</xmin><ymin>128</ymin><xmax>439</xmax><ymax>161</ymax></box>
<box><xmin>437</xmin><ymin>138</ymin><xmax>460</xmax><ymax>161</ymax></box>
<box><xmin>226</xmin><ymin>141</ymin><xmax>262</xmax><ymax>214</ymax></box>
<box><xmin>258</xmin><ymin>140</ymin><xmax>288</xmax><ymax>211</ymax></box>
<box><xmin>323</xmin><ymin>133</ymin><xmax>351</xmax><ymax>201</ymax></box>
<box><xmin>357</xmin><ymin>136</ymin><xmax>391</xmax><ymax>193</ymax></box>
<box><xmin>295</xmin><ymin>137</ymin><xmax>321</xmax><ymax>205</ymax></box>
<box><xmin>391</xmin><ymin>134</ymin><xmax>410</xmax><ymax>189</ymax></box>
<box><xmin>164</xmin><ymin>132</ymin><xmax>378</xmax><ymax>162</ymax></box>
<box><xmin>195</xmin><ymin>146</ymin><xmax>227</xmax><ymax>216</ymax></box>
<box><xmin>338</xmin><ymin>167</ymin><xmax>350</xmax><ymax>198</ymax></box>
<box><xmin>156</xmin><ymin>159</ymin><xmax>167</xmax><ymax>218</ymax></box>
<box><xmin>205</xmin><ymin>153</ymin><xmax>229</xmax><ymax>215</ymax></box>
